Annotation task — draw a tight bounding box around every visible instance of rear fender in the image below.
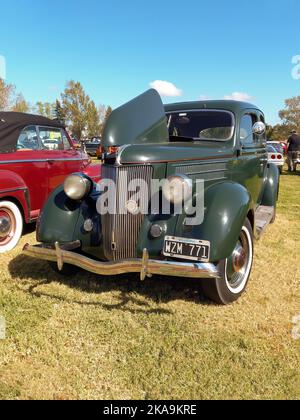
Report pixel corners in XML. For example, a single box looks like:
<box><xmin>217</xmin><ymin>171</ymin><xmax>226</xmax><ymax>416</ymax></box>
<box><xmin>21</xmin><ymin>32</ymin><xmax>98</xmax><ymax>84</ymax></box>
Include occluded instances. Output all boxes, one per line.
<box><xmin>261</xmin><ymin>163</ymin><xmax>280</xmax><ymax>207</ymax></box>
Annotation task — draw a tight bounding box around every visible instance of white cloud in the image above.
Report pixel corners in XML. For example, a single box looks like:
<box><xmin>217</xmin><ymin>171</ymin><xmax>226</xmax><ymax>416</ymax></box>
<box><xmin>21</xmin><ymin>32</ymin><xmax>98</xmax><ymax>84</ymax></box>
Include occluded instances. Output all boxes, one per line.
<box><xmin>223</xmin><ymin>92</ymin><xmax>253</xmax><ymax>101</ymax></box>
<box><xmin>150</xmin><ymin>80</ymin><xmax>182</xmax><ymax>97</ymax></box>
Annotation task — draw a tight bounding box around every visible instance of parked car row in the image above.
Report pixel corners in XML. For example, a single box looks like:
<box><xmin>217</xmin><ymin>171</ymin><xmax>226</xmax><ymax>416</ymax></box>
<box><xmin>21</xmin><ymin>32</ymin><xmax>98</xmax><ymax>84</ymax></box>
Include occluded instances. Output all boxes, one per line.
<box><xmin>83</xmin><ymin>138</ymin><xmax>102</xmax><ymax>157</ymax></box>
<box><xmin>0</xmin><ymin>112</ymin><xmax>101</xmax><ymax>253</ymax></box>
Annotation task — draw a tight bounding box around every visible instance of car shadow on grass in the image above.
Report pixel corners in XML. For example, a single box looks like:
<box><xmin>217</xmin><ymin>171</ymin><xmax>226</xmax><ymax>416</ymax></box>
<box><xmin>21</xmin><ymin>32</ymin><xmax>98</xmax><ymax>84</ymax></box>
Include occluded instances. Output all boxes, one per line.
<box><xmin>9</xmin><ymin>255</ymin><xmax>212</xmax><ymax>314</ymax></box>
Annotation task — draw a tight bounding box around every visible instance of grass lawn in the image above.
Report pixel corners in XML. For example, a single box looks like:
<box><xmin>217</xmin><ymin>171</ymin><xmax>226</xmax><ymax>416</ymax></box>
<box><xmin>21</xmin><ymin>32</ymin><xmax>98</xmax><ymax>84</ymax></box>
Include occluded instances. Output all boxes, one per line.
<box><xmin>0</xmin><ymin>169</ymin><xmax>299</xmax><ymax>400</ymax></box>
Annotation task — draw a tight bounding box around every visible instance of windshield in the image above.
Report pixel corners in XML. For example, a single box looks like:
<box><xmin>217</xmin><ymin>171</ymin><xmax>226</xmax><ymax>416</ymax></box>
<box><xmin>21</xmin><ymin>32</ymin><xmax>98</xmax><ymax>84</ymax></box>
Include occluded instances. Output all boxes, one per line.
<box><xmin>166</xmin><ymin>110</ymin><xmax>235</xmax><ymax>142</ymax></box>
<box><xmin>267</xmin><ymin>143</ymin><xmax>283</xmax><ymax>153</ymax></box>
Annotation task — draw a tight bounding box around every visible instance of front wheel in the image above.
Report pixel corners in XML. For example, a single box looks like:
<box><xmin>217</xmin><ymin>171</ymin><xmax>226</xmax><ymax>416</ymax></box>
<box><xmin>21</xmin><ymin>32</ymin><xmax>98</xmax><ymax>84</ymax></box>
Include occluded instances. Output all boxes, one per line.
<box><xmin>0</xmin><ymin>201</ymin><xmax>23</xmax><ymax>253</ymax></box>
<box><xmin>202</xmin><ymin>218</ymin><xmax>254</xmax><ymax>305</ymax></box>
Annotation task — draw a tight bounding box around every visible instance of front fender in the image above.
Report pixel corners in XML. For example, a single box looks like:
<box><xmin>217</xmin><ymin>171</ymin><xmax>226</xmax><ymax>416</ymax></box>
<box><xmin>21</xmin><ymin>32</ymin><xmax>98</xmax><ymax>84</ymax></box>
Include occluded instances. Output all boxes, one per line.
<box><xmin>176</xmin><ymin>182</ymin><xmax>252</xmax><ymax>262</ymax></box>
<box><xmin>38</xmin><ymin>185</ymin><xmax>81</xmax><ymax>243</ymax></box>
<box><xmin>261</xmin><ymin>163</ymin><xmax>280</xmax><ymax>207</ymax></box>
<box><xmin>82</xmin><ymin>163</ymin><xmax>101</xmax><ymax>183</ymax></box>
<box><xmin>0</xmin><ymin>170</ymin><xmax>29</xmax><ymax>222</ymax></box>
<box><xmin>38</xmin><ymin>184</ymin><xmax>102</xmax><ymax>253</ymax></box>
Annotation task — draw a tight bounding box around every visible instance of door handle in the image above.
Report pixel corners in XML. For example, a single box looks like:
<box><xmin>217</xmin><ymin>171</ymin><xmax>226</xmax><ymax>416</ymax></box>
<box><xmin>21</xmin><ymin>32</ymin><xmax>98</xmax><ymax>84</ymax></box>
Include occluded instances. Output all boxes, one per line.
<box><xmin>47</xmin><ymin>159</ymin><xmax>55</xmax><ymax>165</ymax></box>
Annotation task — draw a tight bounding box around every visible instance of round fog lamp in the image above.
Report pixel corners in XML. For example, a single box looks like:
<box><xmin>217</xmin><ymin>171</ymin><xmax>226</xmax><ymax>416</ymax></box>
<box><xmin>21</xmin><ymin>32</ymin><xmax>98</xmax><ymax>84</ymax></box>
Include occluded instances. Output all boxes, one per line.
<box><xmin>64</xmin><ymin>174</ymin><xmax>92</xmax><ymax>201</ymax></box>
<box><xmin>150</xmin><ymin>224</ymin><xmax>163</xmax><ymax>239</ymax></box>
<box><xmin>83</xmin><ymin>219</ymin><xmax>94</xmax><ymax>233</ymax></box>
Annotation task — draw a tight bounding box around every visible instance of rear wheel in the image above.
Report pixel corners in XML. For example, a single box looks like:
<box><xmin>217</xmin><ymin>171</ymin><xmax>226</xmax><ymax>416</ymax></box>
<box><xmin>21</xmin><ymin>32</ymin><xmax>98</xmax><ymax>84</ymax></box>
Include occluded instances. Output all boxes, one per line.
<box><xmin>202</xmin><ymin>218</ymin><xmax>253</xmax><ymax>305</ymax></box>
<box><xmin>0</xmin><ymin>201</ymin><xmax>23</xmax><ymax>253</ymax></box>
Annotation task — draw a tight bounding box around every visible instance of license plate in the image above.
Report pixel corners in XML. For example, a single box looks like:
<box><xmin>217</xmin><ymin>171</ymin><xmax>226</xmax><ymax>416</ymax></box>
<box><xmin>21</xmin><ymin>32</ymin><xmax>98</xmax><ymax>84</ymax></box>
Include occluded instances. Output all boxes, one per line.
<box><xmin>163</xmin><ymin>236</ymin><xmax>210</xmax><ymax>262</ymax></box>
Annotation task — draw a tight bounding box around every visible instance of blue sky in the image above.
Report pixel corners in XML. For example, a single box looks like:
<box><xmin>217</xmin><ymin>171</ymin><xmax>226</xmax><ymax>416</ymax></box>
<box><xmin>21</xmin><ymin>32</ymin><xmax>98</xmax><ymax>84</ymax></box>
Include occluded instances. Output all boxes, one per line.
<box><xmin>0</xmin><ymin>0</ymin><xmax>299</xmax><ymax>124</ymax></box>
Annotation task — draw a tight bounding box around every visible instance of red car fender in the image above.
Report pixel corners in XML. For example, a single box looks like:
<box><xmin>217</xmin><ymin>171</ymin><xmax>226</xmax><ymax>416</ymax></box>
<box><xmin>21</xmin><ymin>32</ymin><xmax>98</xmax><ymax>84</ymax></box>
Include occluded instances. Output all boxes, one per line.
<box><xmin>82</xmin><ymin>163</ymin><xmax>102</xmax><ymax>184</ymax></box>
<box><xmin>0</xmin><ymin>169</ymin><xmax>30</xmax><ymax>222</ymax></box>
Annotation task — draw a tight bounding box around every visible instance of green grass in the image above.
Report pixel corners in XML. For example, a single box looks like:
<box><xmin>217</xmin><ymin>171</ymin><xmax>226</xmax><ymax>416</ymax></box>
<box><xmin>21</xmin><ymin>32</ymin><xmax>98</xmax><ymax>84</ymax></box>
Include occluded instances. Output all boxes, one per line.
<box><xmin>0</xmin><ymin>169</ymin><xmax>299</xmax><ymax>400</ymax></box>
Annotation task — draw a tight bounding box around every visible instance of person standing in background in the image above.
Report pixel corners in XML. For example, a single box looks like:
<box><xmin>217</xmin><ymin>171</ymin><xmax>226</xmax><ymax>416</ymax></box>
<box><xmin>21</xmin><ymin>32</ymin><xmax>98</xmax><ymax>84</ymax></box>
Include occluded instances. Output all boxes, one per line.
<box><xmin>287</xmin><ymin>130</ymin><xmax>300</xmax><ymax>172</ymax></box>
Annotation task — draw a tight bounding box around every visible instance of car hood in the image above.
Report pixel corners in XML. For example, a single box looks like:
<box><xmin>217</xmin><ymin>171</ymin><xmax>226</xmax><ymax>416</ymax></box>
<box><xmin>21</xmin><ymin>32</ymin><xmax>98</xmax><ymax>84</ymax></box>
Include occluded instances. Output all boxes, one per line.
<box><xmin>118</xmin><ymin>142</ymin><xmax>233</xmax><ymax>164</ymax></box>
<box><xmin>102</xmin><ymin>89</ymin><xmax>169</xmax><ymax>147</ymax></box>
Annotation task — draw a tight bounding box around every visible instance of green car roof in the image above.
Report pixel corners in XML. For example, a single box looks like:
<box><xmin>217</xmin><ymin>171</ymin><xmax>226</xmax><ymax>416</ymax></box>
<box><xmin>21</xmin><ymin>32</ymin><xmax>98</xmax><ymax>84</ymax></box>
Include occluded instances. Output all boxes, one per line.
<box><xmin>164</xmin><ymin>100</ymin><xmax>261</xmax><ymax>114</ymax></box>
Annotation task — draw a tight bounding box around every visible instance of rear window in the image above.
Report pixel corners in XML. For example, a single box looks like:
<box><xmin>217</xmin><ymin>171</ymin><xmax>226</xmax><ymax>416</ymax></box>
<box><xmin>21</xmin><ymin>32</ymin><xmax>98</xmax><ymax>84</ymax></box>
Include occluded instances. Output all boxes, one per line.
<box><xmin>167</xmin><ymin>110</ymin><xmax>235</xmax><ymax>142</ymax></box>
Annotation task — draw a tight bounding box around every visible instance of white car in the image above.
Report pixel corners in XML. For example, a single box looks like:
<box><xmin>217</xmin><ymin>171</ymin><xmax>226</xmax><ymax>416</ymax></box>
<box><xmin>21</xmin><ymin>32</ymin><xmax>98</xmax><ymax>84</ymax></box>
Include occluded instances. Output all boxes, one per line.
<box><xmin>267</xmin><ymin>145</ymin><xmax>284</xmax><ymax>174</ymax></box>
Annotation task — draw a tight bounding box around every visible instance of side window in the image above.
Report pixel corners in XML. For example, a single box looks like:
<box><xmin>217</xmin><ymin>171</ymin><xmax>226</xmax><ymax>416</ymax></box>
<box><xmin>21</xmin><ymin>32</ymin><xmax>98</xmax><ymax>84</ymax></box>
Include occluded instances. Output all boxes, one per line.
<box><xmin>38</xmin><ymin>127</ymin><xmax>64</xmax><ymax>151</ymax></box>
<box><xmin>17</xmin><ymin>126</ymin><xmax>40</xmax><ymax>151</ymax></box>
<box><xmin>62</xmin><ymin>129</ymin><xmax>72</xmax><ymax>150</ymax></box>
<box><xmin>240</xmin><ymin>114</ymin><xmax>257</xmax><ymax>147</ymax></box>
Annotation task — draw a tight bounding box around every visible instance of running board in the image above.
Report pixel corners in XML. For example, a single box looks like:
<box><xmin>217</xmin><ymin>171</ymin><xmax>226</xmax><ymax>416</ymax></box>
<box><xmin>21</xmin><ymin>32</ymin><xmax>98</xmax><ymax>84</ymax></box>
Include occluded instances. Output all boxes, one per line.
<box><xmin>255</xmin><ymin>205</ymin><xmax>275</xmax><ymax>239</ymax></box>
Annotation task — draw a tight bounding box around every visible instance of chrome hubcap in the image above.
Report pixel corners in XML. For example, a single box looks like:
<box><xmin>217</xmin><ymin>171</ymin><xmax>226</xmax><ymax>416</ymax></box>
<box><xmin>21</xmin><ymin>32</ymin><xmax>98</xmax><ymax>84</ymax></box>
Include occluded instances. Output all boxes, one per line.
<box><xmin>232</xmin><ymin>244</ymin><xmax>247</xmax><ymax>273</ymax></box>
<box><xmin>226</xmin><ymin>230</ymin><xmax>250</xmax><ymax>290</ymax></box>
<box><xmin>0</xmin><ymin>215</ymin><xmax>11</xmax><ymax>238</ymax></box>
<box><xmin>0</xmin><ymin>208</ymin><xmax>16</xmax><ymax>246</ymax></box>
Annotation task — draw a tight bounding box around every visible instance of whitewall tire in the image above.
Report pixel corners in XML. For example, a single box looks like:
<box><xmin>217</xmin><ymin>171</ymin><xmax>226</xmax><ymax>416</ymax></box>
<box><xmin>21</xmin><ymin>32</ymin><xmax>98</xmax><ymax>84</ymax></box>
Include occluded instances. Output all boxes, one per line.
<box><xmin>202</xmin><ymin>218</ymin><xmax>254</xmax><ymax>305</ymax></box>
<box><xmin>0</xmin><ymin>201</ymin><xmax>23</xmax><ymax>253</ymax></box>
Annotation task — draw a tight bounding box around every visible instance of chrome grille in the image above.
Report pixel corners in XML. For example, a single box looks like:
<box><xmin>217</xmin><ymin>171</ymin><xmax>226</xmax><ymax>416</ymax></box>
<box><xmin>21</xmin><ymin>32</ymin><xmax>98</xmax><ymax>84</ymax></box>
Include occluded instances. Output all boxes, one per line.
<box><xmin>101</xmin><ymin>165</ymin><xmax>153</xmax><ymax>261</ymax></box>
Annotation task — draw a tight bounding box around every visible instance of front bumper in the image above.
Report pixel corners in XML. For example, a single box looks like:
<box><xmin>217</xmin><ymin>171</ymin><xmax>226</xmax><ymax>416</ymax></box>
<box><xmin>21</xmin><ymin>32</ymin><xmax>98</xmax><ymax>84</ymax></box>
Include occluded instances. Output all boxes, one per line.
<box><xmin>23</xmin><ymin>243</ymin><xmax>220</xmax><ymax>281</ymax></box>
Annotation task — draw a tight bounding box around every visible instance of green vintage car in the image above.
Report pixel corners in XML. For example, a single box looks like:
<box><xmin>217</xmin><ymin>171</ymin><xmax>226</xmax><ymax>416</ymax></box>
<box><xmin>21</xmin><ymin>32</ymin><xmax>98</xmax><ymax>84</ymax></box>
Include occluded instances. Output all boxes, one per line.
<box><xmin>24</xmin><ymin>90</ymin><xmax>279</xmax><ymax>305</ymax></box>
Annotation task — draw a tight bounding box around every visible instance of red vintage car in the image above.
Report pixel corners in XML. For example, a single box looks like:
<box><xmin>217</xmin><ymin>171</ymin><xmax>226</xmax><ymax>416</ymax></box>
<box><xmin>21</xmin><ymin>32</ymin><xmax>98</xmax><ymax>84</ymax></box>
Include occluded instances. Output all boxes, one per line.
<box><xmin>0</xmin><ymin>112</ymin><xmax>101</xmax><ymax>253</ymax></box>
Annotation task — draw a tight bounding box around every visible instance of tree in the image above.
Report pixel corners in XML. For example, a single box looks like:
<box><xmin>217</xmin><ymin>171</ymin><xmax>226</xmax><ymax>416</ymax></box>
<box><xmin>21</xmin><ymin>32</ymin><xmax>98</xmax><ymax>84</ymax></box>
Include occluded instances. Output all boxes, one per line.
<box><xmin>0</xmin><ymin>79</ymin><xmax>30</xmax><ymax>112</ymax></box>
<box><xmin>0</xmin><ymin>79</ymin><xmax>16</xmax><ymax>110</ymax></box>
<box><xmin>86</xmin><ymin>100</ymin><xmax>101</xmax><ymax>138</ymax></box>
<box><xmin>35</xmin><ymin>102</ymin><xmax>55</xmax><ymax>119</ymax></box>
<box><xmin>98</xmin><ymin>104</ymin><xmax>107</xmax><ymax>123</ymax></box>
<box><xmin>100</xmin><ymin>105</ymin><xmax>113</xmax><ymax>135</ymax></box>
<box><xmin>12</xmin><ymin>94</ymin><xmax>30</xmax><ymax>113</ymax></box>
<box><xmin>279</xmin><ymin>96</ymin><xmax>300</xmax><ymax>129</ymax></box>
<box><xmin>61</xmin><ymin>80</ymin><xmax>91</xmax><ymax>140</ymax></box>
<box><xmin>266</xmin><ymin>123</ymin><xmax>292</xmax><ymax>141</ymax></box>
<box><xmin>54</xmin><ymin>100</ymin><xmax>65</xmax><ymax>124</ymax></box>
<box><xmin>104</xmin><ymin>106</ymin><xmax>112</xmax><ymax>123</ymax></box>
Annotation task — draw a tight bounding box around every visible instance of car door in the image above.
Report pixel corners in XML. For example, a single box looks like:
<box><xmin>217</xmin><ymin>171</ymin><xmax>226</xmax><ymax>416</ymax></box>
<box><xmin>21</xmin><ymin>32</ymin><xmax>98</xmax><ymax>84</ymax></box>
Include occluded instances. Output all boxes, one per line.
<box><xmin>14</xmin><ymin>125</ymin><xmax>48</xmax><ymax>219</ymax></box>
<box><xmin>232</xmin><ymin>112</ymin><xmax>266</xmax><ymax>207</ymax></box>
<box><xmin>60</xmin><ymin>128</ymin><xmax>87</xmax><ymax>174</ymax></box>
<box><xmin>37</xmin><ymin>126</ymin><xmax>85</xmax><ymax>196</ymax></box>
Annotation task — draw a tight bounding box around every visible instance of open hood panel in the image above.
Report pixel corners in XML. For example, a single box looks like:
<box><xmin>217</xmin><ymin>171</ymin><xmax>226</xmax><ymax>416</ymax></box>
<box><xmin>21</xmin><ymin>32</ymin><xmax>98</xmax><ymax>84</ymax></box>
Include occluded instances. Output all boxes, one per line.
<box><xmin>102</xmin><ymin>89</ymin><xmax>169</xmax><ymax>147</ymax></box>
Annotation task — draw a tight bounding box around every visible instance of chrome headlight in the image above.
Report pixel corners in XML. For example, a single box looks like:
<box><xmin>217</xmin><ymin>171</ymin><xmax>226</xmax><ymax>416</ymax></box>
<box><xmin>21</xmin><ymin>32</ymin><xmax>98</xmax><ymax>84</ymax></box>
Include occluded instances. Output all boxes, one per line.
<box><xmin>64</xmin><ymin>174</ymin><xmax>92</xmax><ymax>201</ymax></box>
<box><xmin>162</xmin><ymin>174</ymin><xmax>193</xmax><ymax>205</ymax></box>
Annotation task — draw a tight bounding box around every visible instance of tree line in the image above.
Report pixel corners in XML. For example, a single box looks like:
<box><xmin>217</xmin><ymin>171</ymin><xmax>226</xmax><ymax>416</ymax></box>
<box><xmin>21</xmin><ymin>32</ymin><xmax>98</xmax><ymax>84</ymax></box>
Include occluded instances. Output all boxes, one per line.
<box><xmin>1</xmin><ymin>77</ymin><xmax>300</xmax><ymax>141</ymax></box>
<box><xmin>0</xmin><ymin>79</ymin><xmax>112</xmax><ymax>140</ymax></box>
<box><xmin>266</xmin><ymin>96</ymin><xmax>300</xmax><ymax>141</ymax></box>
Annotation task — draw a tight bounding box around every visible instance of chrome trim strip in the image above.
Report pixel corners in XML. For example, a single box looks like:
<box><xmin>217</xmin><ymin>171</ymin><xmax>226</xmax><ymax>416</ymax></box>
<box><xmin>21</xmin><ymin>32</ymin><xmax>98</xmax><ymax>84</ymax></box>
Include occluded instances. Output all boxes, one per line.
<box><xmin>0</xmin><ymin>187</ymin><xmax>27</xmax><ymax>194</ymax></box>
<box><xmin>0</xmin><ymin>158</ymin><xmax>85</xmax><ymax>165</ymax></box>
<box><xmin>23</xmin><ymin>244</ymin><xmax>220</xmax><ymax>280</ymax></box>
